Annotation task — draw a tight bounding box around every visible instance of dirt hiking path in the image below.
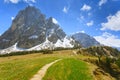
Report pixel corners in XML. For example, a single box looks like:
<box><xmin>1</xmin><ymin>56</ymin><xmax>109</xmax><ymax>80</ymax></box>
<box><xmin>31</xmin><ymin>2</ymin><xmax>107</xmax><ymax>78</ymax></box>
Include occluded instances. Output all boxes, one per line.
<box><xmin>30</xmin><ymin>59</ymin><xmax>62</xmax><ymax>80</ymax></box>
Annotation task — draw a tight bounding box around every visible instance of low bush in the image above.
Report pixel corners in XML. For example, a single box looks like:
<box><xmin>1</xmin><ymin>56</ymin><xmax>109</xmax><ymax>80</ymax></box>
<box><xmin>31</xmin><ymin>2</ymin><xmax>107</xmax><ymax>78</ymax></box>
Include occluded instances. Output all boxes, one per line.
<box><xmin>0</xmin><ymin>50</ymin><xmax>45</xmax><ymax>57</ymax></box>
<box><xmin>97</xmin><ymin>56</ymin><xmax>120</xmax><ymax>79</ymax></box>
<box><xmin>42</xmin><ymin>50</ymin><xmax>53</xmax><ymax>54</ymax></box>
<box><xmin>116</xmin><ymin>58</ymin><xmax>120</xmax><ymax>67</ymax></box>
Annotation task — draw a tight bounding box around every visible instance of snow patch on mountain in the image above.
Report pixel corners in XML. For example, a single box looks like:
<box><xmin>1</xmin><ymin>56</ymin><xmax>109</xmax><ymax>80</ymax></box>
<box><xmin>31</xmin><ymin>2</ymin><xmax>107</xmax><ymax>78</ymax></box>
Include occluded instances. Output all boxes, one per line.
<box><xmin>28</xmin><ymin>36</ymin><xmax>74</xmax><ymax>50</ymax></box>
<box><xmin>29</xmin><ymin>35</ymin><xmax>38</xmax><ymax>39</ymax></box>
<box><xmin>0</xmin><ymin>36</ymin><xmax>75</xmax><ymax>54</ymax></box>
<box><xmin>28</xmin><ymin>38</ymin><xmax>54</xmax><ymax>50</ymax></box>
<box><xmin>0</xmin><ymin>43</ymin><xmax>25</xmax><ymax>54</ymax></box>
<box><xmin>52</xmin><ymin>18</ymin><xmax>58</xmax><ymax>24</ymax></box>
<box><xmin>55</xmin><ymin>36</ymin><xmax>74</xmax><ymax>48</ymax></box>
<box><xmin>46</xmin><ymin>28</ymin><xmax>55</xmax><ymax>37</ymax></box>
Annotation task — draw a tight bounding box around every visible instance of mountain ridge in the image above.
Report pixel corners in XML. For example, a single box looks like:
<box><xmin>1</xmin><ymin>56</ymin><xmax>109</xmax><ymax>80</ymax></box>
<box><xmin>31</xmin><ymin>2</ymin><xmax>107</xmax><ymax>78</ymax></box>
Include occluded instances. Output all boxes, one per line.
<box><xmin>0</xmin><ymin>6</ymin><xmax>68</xmax><ymax>49</ymax></box>
<box><xmin>71</xmin><ymin>32</ymin><xmax>100</xmax><ymax>48</ymax></box>
<box><xmin>0</xmin><ymin>6</ymin><xmax>100</xmax><ymax>54</ymax></box>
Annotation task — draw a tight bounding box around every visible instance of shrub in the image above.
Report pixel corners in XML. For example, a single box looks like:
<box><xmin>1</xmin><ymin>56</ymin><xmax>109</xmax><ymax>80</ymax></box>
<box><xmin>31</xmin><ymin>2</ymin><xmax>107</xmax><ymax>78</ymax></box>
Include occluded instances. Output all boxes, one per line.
<box><xmin>0</xmin><ymin>50</ymin><xmax>43</xmax><ymax>57</ymax></box>
<box><xmin>42</xmin><ymin>50</ymin><xmax>53</xmax><ymax>54</ymax></box>
<box><xmin>116</xmin><ymin>58</ymin><xmax>120</xmax><ymax>67</ymax></box>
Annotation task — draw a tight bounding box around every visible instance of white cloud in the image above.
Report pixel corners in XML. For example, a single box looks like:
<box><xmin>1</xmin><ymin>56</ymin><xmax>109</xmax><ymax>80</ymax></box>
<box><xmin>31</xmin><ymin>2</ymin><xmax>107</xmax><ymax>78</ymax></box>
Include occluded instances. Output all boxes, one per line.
<box><xmin>86</xmin><ymin>20</ymin><xmax>94</xmax><ymax>26</ymax></box>
<box><xmin>23</xmin><ymin>0</ymin><xmax>36</xmax><ymax>6</ymax></box>
<box><xmin>80</xmin><ymin>15</ymin><xmax>84</xmax><ymax>20</ymax></box>
<box><xmin>81</xmin><ymin>4</ymin><xmax>91</xmax><ymax>11</ymax></box>
<box><xmin>77</xmin><ymin>15</ymin><xmax>85</xmax><ymax>22</ymax></box>
<box><xmin>52</xmin><ymin>18</ymin><xmax>58</xmax><ymax>24</ymax></box>
<box><xmin>101</xmin><ymin>11</ymin><xmax>120</xmax><ymax>31</ymax></box>
<box><xmin>4</xmin><ymin>0</ymin><xmax>36</xmax><ymax>4</ymax></box>
<box><xmin>94</xmin><ymin>32</ymin><xmax>120</xmax><ymax>47</ymax></box>
<box><xmin>4</xmin><ymin>0</ymin><xmax>20</xmax><ymax>3</ymax></box>
<box><xmin>71</xmin><ymin>30</ymin><xmax>85</xmax><ymax>35</ymax></box>
<box><xmin>74</xmin><ymin>30</ymin><xmax>85</xmax><ymax>34</ymax></box>
<box><xmin>11</xmin><ymin>16</ymin><xmax>15</xmax><ymax>20</ymax></box>
<box><xmin>80</xmin><ymin>30</ymin><xmax>85</xmax><ymax>33</ymax></box>
<box><xmin>98</xmin><ymin>0</ymin><xmax>107</xmax><ymax>6</ymax></box>
<box><xmin>23</xmin><ymin>0</ymin><xmax>36</xmax><ymax>3</ymax></box>
<box><xmin>88</xmin><ymin>13</ymin><xmax>91</xmax><ymax>16</ymax></box>
<box><xmin>63</xmin><ymin>6</ymin><xmax>69</xmax><ymax>13</ymax></box>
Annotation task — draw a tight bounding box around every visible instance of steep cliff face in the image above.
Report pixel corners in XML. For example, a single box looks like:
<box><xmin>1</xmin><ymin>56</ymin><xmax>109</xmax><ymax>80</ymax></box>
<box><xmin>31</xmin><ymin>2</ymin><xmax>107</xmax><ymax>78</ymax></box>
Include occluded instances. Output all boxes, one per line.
<box><xmin>0</xmin><ymin>6</ymin><xmax>66</xmax><ymax>49</ymax></box>
<box><xmin>0</xmin><ymin>6</ymin><xmax>102</xmax><ymax>54</ymax></box>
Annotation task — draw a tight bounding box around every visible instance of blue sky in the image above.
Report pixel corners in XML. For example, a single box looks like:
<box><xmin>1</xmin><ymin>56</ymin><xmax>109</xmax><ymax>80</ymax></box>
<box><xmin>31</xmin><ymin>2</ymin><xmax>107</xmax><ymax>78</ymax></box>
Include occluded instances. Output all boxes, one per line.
<box><xmin>0</xmin><ymin>0</ymin><xmax>120</xmax><ymax>47</ymax></box>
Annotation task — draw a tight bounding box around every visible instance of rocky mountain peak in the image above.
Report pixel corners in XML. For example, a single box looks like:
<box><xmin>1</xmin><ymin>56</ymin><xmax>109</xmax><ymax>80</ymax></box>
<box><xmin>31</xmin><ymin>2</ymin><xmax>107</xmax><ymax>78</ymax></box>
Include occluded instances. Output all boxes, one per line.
<box><xmin>71</xmin><ymin>32</ymin><xmax>100</xmax><ymax>47</ymax></box>
<box><xmin>0</xmin><ymin>6</ymin><xmax>67</xmax><ymax>49</ymax></box>
<box><xmin>0</xmin><ymin>6</ymin><xmax>101</xmax><ymax>54</ymax></box>
<box><xmin>12</xmin><ymin>6</ymin><xmax>45</xmax><ymax>29</ymax></box>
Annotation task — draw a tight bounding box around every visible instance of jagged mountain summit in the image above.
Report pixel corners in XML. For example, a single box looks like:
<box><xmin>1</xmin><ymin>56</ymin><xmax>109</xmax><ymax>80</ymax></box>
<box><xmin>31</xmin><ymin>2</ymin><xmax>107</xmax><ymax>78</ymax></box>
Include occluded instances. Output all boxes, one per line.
<box><xmin>0</xmin><ymin>6</ymin><xmax>77</xmax><ymax>54</ymax></box>
<box><xmin>0</xmin><ymin>6</ymin><xmax>67</xmax><ymax>49</ymax></box>
<box><xmin>71</xmin><ymin>32</ymin><xmax>100</xmax><ymax>48</ymax></box>
<box><xmin>0</xmin><ymin>6</ymin><xmax>102</xmax><ymax>54</ymax></box>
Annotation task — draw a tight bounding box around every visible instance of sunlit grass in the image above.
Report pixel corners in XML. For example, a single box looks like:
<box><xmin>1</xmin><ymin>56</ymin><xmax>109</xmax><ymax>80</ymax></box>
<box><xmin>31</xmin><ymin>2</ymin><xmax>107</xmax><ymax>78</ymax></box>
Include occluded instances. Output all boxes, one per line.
<box><xmin>0</xmin><ymin>53</ymin><xmax>59</xmax><ymax>80</ymax></box>
<box><xmin>0</xmin><ymin>50</ymin><xmax>94</xmax><ymax>80</ymax></box>
<box><xmin>43</xmin><ymin>58</ymin><xmax>93</xmax><ymax>80</ymax></box>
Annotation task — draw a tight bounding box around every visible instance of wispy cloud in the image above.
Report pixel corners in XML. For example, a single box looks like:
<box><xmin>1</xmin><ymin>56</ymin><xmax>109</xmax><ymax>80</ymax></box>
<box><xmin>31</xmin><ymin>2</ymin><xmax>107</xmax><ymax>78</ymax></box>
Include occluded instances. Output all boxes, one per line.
<box><xmin>4</xmin><ymin>0</ymin><xmax>36</xmax><ymax>4</ymax></box>
<box><xmin>81</xmin><ymin>4</ymin><xmax>91</xmax><ymax>11</ymax></box>
<box><xmin>72</xmin><ymin>30</ymin><xmax>85</xmax><ymax>35</ymax></box>
<box><xmin>101</xmin><ymin>11</ymin><xmax>120</xmax><ymax>31</ymax></box>
<box><xmin>98</xmin><ymin>0</ymin><xmax>107</xmax><ymax>6</ymax></box>
<box><xmin>24</xmin><ymin>0</ymin><xmax>36</xmax><ymax>3</ymax></box>
<box><xmin>80</xmin><ymin>30</ymin><xmax>85</xmax><ymax>33</ymax></box>
<box><xmin>88</xmin><ymin>13</ymin><xmax>91</xmax><ymax>16</ymax></box>
<box><xmin>11</xmin><ymin>16</ymin><xmax>15</xmax><ymax>20</ymax></box>
<box><xmin>23</xmin><ymin>0</ymin><xmax>36</xmax><ymax>5</ymax></box>
<box><xmin>86</xmin><ymin>20</ymin><xmax>94</xmax><ymax>26</ymax></box>
<box><xmin>63</xmin><ymin>5</ymin><xmax>71</xmax><ymax>14</ymax></box>
<box><xmin>80</xmin><ymin>15</ymin><xmax>84</xmax><ymax>20</ymax></box>
<box><xmin>94</xmin><ymin>32</ymin><xmax>120</xmax><ymax>47</ymax></box>
<box><xmin>63</xmin><ymin>6</ymin><xmax>69</xmax><ymax>13</ymax></box>
<box><xmin>62</xmin><ymin>0</ymin><xmax>73</xmax><ymax>14</ymax></box>
<box><xmin>4</xmin><ymin>0</ymin><xmax>20</xmax><ymax>3</ymax></box>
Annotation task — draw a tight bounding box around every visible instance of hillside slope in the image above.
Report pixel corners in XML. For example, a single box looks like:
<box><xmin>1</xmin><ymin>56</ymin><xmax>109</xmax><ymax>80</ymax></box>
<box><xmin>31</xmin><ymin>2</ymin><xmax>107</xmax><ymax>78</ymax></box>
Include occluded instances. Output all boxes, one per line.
<box><xmin>77</xmin><ymin>46</ymin><xmax>120</xmax><ymax>57</ymax></box>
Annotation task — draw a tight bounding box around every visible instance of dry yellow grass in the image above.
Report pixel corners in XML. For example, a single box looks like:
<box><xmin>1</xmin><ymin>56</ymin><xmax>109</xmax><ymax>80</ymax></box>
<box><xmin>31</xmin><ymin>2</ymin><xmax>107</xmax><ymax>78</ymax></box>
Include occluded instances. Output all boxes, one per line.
<box><xmin>0</xmin><ymin>49</ymin><xmax>116</xmax><ymax>80</ymax></box>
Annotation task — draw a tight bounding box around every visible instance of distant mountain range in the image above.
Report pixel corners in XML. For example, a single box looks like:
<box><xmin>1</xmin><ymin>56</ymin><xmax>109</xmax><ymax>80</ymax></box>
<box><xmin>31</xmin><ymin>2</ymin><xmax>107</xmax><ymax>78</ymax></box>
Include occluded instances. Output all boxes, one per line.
<box><xmin>0</xmin><ymin>6</ymin><xmax>100</xmax><ymax>54</ymax></box>
<box><xmin>71</xmin><ymin>32</ymin><xmax>100</xmax><ymax>48</ymax></box>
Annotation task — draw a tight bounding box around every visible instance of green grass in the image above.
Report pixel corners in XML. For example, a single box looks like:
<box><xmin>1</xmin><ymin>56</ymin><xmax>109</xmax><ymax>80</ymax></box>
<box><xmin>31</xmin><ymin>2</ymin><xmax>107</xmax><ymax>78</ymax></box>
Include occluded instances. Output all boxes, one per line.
<box><xmin>0</xmin><ymin>50</ymin><xmax>95</xmax><ymax>80</ymax></box>
<box><xmin>43</xmin><ymin>58</ymin><xmax>93</xmax><ymax>80</ymax></box>
<box><xmin>0</xmin><ymin>54</ymin><xmax>59</xmax><ymax>80</ymax></box>
<box><xmin>116</xmin><ymin>58</ymin><xmax>120</xmax><ymax>67</ymax></box>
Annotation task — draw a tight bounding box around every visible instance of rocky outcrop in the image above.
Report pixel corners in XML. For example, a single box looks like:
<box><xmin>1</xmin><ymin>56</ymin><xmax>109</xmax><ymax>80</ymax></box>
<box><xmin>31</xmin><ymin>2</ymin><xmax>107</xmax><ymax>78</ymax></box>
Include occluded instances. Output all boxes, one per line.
<box><xmin>0</xmin><ymin>6</ymin><xmax>66</xmax><ymax>49</ymax></box>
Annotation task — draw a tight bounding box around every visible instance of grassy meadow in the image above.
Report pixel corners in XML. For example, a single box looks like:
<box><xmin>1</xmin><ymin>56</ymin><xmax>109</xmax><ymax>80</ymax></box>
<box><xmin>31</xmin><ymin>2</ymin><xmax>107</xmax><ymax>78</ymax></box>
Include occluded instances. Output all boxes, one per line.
<box><xmin>0</xmin><ymin>50</ymin><xmax>94</xmax><ymax>80</ymax></box>
<box><xmin>0</xmin><ymin>53</ymin><xmax>59</xmax><ymax>80</ymax></box>
<box><xmin>43</xmin><ymin>58</ymin><xmax>93</xmax><ymax>80</ymax></box>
